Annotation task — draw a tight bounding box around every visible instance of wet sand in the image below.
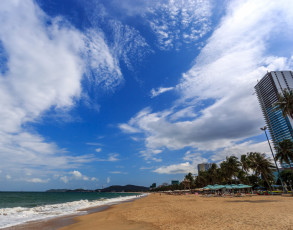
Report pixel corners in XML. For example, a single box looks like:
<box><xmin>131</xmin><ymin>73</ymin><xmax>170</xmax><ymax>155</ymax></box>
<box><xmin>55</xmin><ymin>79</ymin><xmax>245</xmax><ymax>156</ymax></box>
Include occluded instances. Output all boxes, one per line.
<box><xmin>3</xmin><ymin>205</ymin><xmax>111</xmax><ymax>230</ymax></box>
<box><xmin>60</xmin><ymin>193</ymin><xmax>293</xmax><ymax>230</ymax></box>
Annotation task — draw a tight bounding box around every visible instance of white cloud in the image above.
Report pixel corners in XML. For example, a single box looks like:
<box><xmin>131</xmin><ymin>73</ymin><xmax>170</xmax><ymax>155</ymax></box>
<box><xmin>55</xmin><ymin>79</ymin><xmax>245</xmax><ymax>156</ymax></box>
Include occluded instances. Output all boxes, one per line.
<box><xmin>150</xmin><ymin>87</ymin><xmax>174</xmax><ymax>98</ymax></box>
<box><xmin>96</xmin><ymin>153</ymin><xmax>120</xmax><ymax>162</ymax></box>
<box><xmin>107</xmin><ymin>177</ymin><xmax>111</xmax><ymax>183</ymax></box>
<box><xmin>120</xmin><ymin>0</ymin><xmax>293</xmax><ymax>162</ymax></box>
<box><xmin>140</xmin><ymin>166</ymin><xmax>154</xmax><ymax>170</ymax></box>
<box><xmin>6</xmin><ymin>175</ymin><xmax>11</xmax><ymax>180</ymax></box>
<box><xmin>96</xmin><ymin>148</ymin><xmax>102</xmax><ymax>152</ymax></box>
<box><xmin>60</xmin><ymin>176</ymin><xmax>69</xmax><ymax>184</ymax></box>
<box><xmin>147</xmin><ymin>0</ymin><xmax>212</xmax><ymax>49</ymax></box>
<box><xmin>109</xmin><ymin>171</ymin><xmax>128</xmax><ymax>174</ymax></box>
<box><xmin>26</xmin><ymin>178</ymin><xmax>50</xmax><ymax>183</ymax></box>
<box><xmin>108</xmin><ymin>153</ymin><xmax>119</xmax><ymax>162</ymax></box>
<box><xmin>57</xmin><ymin>171</ymin><xmax>98</xmax><ymax>183</ymax></box>
<box><xmin>109</xmin><ymin>20</ymin><xmax>152</xmax><ymax>71</ymax></box>
<box><xmin>91</xmin><ymin>177</ymin><xmax>99</xmax><ymax>181</ymax></box>
<box><xmin>130</xmin><ymin>136</ymin><xmax>140</xmax><ymax>142</ymax></box>
<box><xmin>85</xmin><ymin>29</ymin><xmax>123</xmax><ymax>90</ymax></box>
<box><xmin>169</xmin><ymin>106</ymin><xmax>197</xmax><ymax>121</ymax></box>
<box><xmin>210</xmin><ymin>140</ymin><xmax>271</xmax><ymax>162</ymax></box>
<box><xmin>0</xmin><ymin>0</ymin><xmax>126</xmax><ymax>180</ymax></box>
<box><xmin>119</xmin><ymin>124</ymin><xmax>140</xmax><ymax>133</ymax></box>
<box><xmin>25</xmin><ymin>171</ymin><xmax>32</xmax><ymax>176</ymax></box>
<box><xmin>0</xmin><ymin>132</ymin><xmax>97</xmax><ymax>177</ymax></box>
<box><xmin>153</xmin><ymin>151</ymin><xmax>208</xmax><ymax>175</ymax></box>
<box><xmin>153</xmin><ymin>162</ymin><xmax>195</xmax><ymax>174</ymax></box>
<box><xmin>114</xmin><ymin>0</ymin><xmax>212</xmax><ymax>50</ymax></box>
<box><xmin>70</xmin><ymin>170</ymin><xmax>90</xmax><ymax>181</ymax></box>
<box><xmin>183</xmin><ymin>151</ymin><xmax>208</xmax><ymax>163</ymax></box>
<box><xmin>139</xmin><ymin>149</ymin><xmax>162</xmax><ymax>162</ymax></box>
<box><xmin>70</xmin><ymin>170</ymin><xmax>82</xmax><ymax>178</ymax></box>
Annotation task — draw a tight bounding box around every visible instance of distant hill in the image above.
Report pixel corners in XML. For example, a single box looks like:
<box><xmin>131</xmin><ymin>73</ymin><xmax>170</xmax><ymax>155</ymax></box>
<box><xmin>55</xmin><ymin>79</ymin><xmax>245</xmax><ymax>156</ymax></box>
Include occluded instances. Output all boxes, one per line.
<box><xmin>46</xmin><ymin>185</ymin><xmax>149</xmax><ymax>193</ymax></box>
<box><xmin>98</xmin><ymin>184</ymin><xmax>149</xmax><ymax>192</ymax></box>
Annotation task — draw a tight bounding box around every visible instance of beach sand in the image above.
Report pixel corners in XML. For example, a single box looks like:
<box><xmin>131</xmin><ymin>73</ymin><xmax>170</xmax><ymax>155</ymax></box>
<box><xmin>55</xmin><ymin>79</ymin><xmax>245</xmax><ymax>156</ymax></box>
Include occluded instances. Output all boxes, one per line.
<box><xmin>60</xmin><ymin>193</ymin><xmax>293</xmax><ymax>230</ymax></box>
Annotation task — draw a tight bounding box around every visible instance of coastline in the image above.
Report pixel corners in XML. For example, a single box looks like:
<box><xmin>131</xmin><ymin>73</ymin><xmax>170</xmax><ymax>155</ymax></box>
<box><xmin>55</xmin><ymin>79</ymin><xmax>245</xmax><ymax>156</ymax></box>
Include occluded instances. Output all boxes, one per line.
<box><xmin>2</xmin><ymin>205</ymin><xmax>110</xmax><ymax>230</ymax></box>
<box><xmin>1</xmin><ymin>194</ymin><xmax>146</xmax><ymax>230</ymax></box>
<box><xmin>60</xmin><ymin>193</ymin><xmax>293</xmax><ymax>230</ymax></box>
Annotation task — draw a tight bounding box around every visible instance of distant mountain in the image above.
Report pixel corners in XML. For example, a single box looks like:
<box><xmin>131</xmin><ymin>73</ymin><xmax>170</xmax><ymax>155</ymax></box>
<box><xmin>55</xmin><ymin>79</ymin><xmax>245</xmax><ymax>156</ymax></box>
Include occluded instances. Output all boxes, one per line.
<box><xmin>46</xmin><ymin>185</ymin><xmax>149</xmax><ymax>193</ymax></box>
<box><xmin>98</xmin><ymin>184</ymin><xmax>149</xmax><ymax>192</ymax></box>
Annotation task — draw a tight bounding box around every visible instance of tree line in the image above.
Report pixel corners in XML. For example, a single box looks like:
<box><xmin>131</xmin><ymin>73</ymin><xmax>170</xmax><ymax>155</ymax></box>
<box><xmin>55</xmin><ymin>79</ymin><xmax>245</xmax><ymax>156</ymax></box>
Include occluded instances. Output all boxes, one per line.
<box><xmin>153</xmin><ymin>148</ymin><xmax>293</xmax><ymax>192</ymax></box>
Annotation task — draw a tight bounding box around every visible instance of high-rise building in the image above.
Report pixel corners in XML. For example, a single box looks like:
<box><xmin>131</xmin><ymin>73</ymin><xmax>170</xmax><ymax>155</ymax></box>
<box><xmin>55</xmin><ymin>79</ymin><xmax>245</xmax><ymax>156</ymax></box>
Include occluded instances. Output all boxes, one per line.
<box><xmin>255</xmin><ymin>71</ymin><xmax>293</xmax><ymax>168</ymax></box>
<box><xmin>197</xmin><ymin>163</ymin><xmax>213</xmax><ymax>172</ymax></box>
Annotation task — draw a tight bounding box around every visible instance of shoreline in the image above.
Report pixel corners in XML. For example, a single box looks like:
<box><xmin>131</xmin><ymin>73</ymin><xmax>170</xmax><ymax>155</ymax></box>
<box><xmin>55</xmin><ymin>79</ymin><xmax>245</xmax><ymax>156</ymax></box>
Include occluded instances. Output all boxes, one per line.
<box><xmin>2</xmin><ymin>195</ymin><xmax>146</xmax><ymax>230</ymax></box>
<box><xmin>2</xmin><ymin>205</ymin><xmax>110</xmax><ymax>230</ymax></box>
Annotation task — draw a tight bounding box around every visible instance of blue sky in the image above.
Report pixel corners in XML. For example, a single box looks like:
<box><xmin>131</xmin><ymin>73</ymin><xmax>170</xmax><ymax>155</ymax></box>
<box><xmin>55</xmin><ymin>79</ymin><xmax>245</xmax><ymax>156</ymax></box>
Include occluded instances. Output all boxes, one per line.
<box><xmin>0</xmin><ymin>0</ymin><xmax>293</xmax><ymax>191</ymax></box>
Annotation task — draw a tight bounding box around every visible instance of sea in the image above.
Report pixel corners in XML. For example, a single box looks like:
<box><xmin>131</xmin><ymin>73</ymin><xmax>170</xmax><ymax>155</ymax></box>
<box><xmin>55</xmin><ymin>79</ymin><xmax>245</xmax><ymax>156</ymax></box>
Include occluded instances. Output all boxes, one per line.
<box><xmin>0</xmin><ymin>192</ymin><xmax>146</xmax><ymax>229</ymax></box>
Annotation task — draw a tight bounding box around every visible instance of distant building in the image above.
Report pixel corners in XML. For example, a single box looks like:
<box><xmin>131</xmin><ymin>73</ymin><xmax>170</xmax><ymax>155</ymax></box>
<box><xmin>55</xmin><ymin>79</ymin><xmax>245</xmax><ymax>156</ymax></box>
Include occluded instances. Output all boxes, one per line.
<box><xmin>171</xmin><ymin>180</ymin><xmax>179</xmax><ymax>185</ymax></box>
<box><xmin>255</xmin><ymin>71</ymin><xmax>293</xmax><ymax>168</ymax></box>
<box><xmin>197</xmin><ymin>163</ymin><xmax>213</xmax><ymax>172</ymax></box>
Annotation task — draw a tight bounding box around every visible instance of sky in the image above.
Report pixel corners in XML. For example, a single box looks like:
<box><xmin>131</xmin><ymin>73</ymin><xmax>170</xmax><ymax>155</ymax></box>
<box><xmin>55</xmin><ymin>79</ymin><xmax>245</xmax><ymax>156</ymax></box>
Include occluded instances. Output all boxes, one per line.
<box><xmin>0</xmin><ymin>0</ymin><xmax>293</xmax><ymax>191</ymax></box>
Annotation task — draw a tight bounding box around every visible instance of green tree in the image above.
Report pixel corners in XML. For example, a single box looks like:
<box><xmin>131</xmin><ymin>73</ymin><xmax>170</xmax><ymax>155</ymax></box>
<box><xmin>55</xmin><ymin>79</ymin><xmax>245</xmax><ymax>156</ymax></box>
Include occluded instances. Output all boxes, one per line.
<box><xmin>237</xmin><ymin>170</ymin><xmax>249</xmax><ymax>184</ymax></box>
<box><xmin>248</xmin><ymin>152</ymin><xmax>275</xmax><ymax>190</ymax></box>
<box><xmin>275</xmin><ymin>139</ymin><xmax>293</xmax><ymax>170</ymax></box>
<box><xmin>184</xmin><ymin>172</ymin><xmax>195</xmax><ymax>185</ymax></box>
<box><xmin>274</xmin><ymin>89</ymin><xmax>293</xmax><ymax>119</ymax></box>
<box><xmin>280</xmin><ymin>169</ymin><xmax>293</xmax><ymax>191</ymax></box>
<box><xmin>220</xmin><ymin>156</ymin><xmax>240</xmax><ymax>184</ymax></box>
<box><xmin>195</xmin><ymin>171</ymin><xmax>208</xmax><ymax>187</ymax></box>
<box><xmin>206</xmin><ymin>163</ymin><xmax>218</xmax><ymax>184</ymax></box>
<box><xmin>215</xmin><ymin>168</ymin><xmax>226</xmax><ymax>184</ymax></box>
<box><xmin>240</xmin><ymin>154</ymin><xmax>251</xmax><ymax>174</ymax></box>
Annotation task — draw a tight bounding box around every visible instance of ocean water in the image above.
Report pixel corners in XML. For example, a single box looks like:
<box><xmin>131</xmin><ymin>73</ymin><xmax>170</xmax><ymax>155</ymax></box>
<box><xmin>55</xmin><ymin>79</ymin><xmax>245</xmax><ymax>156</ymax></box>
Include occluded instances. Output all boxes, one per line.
<box><xmin>0</xmin><ymin>192</ymin><xmax>146</xmax><ymax>229</ymax></box>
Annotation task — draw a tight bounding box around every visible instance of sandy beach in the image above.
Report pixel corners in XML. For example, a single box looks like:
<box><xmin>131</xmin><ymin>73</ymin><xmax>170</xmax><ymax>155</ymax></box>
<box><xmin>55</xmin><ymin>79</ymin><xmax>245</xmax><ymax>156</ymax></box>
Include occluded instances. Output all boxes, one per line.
<box><xmin>57</xmin><ymin>193</ymin><xmax>293</xmax><ymax>230</ymax></box>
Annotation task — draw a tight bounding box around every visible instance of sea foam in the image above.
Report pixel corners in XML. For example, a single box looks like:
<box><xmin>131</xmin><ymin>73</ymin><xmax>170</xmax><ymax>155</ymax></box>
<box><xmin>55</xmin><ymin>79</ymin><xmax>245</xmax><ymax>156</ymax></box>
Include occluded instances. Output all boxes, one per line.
<box><xmin>0</xmin><ymin>194</ymin><xmax>147</xmax><ymax>229</ymax></box>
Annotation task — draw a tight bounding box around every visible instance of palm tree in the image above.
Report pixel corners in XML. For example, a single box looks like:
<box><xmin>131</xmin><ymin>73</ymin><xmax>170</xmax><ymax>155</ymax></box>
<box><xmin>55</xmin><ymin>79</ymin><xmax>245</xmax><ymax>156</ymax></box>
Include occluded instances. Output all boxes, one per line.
<box><xmin>248</xmin><ymin>152</ymin><xmax>275</xmax><ymax>190</ymax></box>
<box><xmin>237</xmin><ymin>170</ymin><xmax>249</xmax><ymax>184</ymax></box>
<box><xmin>240</xmin><ymin>154</ymin><xmax>250</xmax><ymax>174</ymax></box>
<box><xmin>275</xmin><ymin>139</ymin><xmax>293</xmax><ymax>171</ymax></box>
<box><xmin>220</xmin><ymin>156</ymin><xmax>240</xmax><ymax>184</ymax></box>
<box><xmin>195</xmin><ymin>171</ymin><xmax>208</xmax><ymax>187</ymax></box>
<box><xmin>274</xmin><ymin>89</ymin><xmax>293</xmax><ymax>119</ymax></box>
<box><xmin>185</xmin><ymin>172</ymin><xmax>195</xmax><ymax>186</ymax></box>
<box><xmin>215</xmin><ymin>168</ymin><xmax>226</xmax><ymax>184</ymax></box>
<box><xmin>206</xmin><ymin>163</ymin><xmax>218</xmax><ymax>184</ymax></box>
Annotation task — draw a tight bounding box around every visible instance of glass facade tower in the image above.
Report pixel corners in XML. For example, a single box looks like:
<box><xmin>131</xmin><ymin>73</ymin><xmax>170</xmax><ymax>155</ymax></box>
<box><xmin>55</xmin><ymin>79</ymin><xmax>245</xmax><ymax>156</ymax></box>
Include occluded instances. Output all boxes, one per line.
<box><xmin>255</xmin><ymin>71</ymin><xmax>293</xmax><ymax>168</ymax></box>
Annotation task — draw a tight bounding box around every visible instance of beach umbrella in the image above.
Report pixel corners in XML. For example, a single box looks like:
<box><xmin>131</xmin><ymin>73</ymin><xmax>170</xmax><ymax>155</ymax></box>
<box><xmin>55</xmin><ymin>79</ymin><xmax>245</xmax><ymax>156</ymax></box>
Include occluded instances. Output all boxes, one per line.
<box><xmin>214</xmin><ymin>185</ymin><xmax>225</xmax><ymax>190</ymax></box>
<box><xmin>241</xmin><ymin>184</ymin><xmax>252</xmax><ymax>189</ymax></box>
<box><xmin>224</xmin><ymin>184</ymin><xmax>233</xmax><ymax>189</ymax></box>
<box><xmin>202</xmin><ymin>186</ymin><xmax>210</xmax><ymax>190</ymax></box>
<box><xmin>203</xmin><ymin>185</ymin><xmax>218</xmax><ymax>190</ymax></box>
